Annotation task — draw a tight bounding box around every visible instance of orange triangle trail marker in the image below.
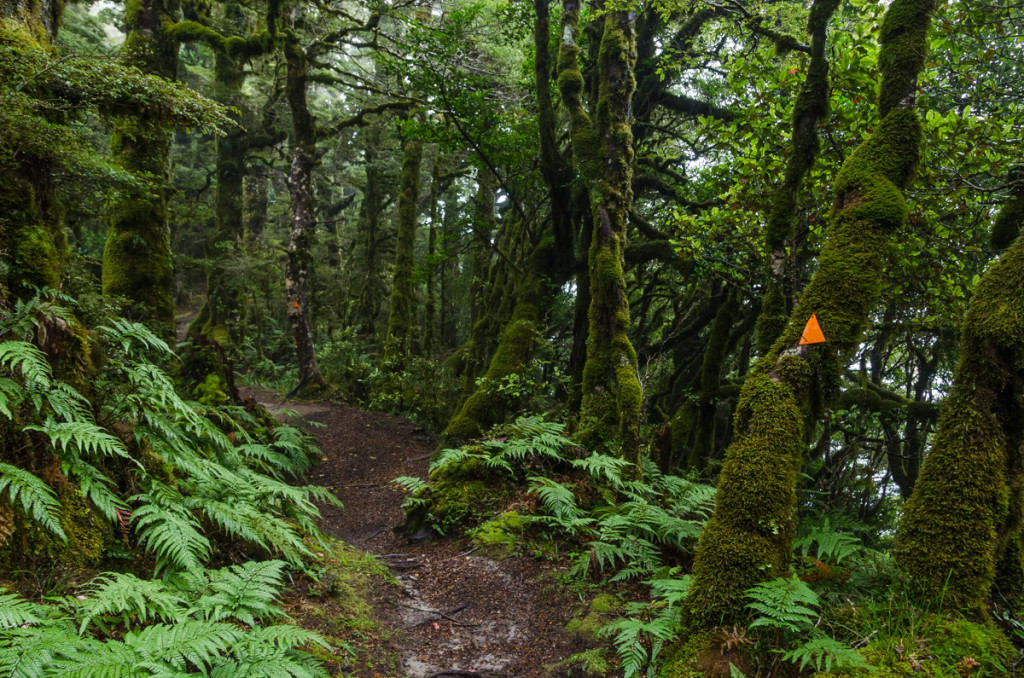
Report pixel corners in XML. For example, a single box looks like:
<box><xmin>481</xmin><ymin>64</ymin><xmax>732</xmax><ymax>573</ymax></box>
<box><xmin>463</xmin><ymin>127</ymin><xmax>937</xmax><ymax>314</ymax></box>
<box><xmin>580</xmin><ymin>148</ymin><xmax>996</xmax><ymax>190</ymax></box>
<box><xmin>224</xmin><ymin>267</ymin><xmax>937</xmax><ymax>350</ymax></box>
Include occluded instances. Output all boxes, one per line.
<box><xmin>799</xmin><ymin>314</ymin><xmax>826</xmax><ymax>345</ymax></box>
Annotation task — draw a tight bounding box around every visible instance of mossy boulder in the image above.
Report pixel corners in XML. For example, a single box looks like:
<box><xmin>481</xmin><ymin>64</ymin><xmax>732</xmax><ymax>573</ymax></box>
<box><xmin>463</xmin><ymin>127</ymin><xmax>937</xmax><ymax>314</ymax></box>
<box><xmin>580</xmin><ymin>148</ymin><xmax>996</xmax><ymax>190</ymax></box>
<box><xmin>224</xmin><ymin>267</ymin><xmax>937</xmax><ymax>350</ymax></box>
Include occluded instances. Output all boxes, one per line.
<box><xmin>471</xmin><ymin>511</ymin><xmax>526</xmax><ymax>557</ymax></box>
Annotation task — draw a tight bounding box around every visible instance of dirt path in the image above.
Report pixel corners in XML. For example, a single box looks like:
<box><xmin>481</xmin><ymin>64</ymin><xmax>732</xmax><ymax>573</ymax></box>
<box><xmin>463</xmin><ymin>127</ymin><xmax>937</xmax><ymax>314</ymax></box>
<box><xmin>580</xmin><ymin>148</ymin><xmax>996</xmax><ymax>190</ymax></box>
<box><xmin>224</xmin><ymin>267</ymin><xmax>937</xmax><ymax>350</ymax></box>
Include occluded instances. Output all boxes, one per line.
<box><xmin>249</xmin><ymin>391</ymin><xmax>589</xmax><ymax>677</ymax></box>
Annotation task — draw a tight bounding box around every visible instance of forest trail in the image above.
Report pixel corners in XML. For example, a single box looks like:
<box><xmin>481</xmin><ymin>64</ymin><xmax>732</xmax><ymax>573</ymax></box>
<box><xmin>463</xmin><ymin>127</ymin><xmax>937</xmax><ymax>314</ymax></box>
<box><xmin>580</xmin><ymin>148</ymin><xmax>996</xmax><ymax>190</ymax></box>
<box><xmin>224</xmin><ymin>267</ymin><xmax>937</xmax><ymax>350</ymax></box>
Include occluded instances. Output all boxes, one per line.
<box><xmin>246</xmin><ymin>389</ymin><xmax>588</xmax><ymax>677</ymax></box>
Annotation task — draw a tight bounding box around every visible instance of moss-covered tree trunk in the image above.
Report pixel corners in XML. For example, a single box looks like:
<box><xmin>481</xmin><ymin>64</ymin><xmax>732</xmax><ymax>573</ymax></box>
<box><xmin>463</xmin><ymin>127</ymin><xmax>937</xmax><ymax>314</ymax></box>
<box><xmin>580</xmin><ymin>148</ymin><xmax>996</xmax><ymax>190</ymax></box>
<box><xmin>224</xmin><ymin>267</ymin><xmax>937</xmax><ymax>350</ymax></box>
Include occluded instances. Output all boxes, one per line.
<box><xmin>243</xmin><ymin>174</ymin><xmax>268</xmax><ymax>244</ymax></box>
<box><xmin>354</xmin><ymin>133</ymin><xmax>386</xmax><ymax>337</ymax></box>
<box><xmin>688</xmin><ymin>290</ymin><xmax>740</xmax><ymax>470</ymax></box>
<box><xmin>423</xmin><ymin>156</ymin><xmax>442</xmax><ymax>355</ymax></box>
<box><xmin>685</xmin><ymin>0</ymin><xmax>936</xmax><ymax>626</ymax></box>
<box><xmin>187</xmin><ymin>6</ymin><xmax>250</xmax><ymax>345</ymax></box>
<box><xmin>282</xmin><ymin>10</ymin><xmax>326</xmax><ymax>395</ymax></box>
<box><xmin>384</xmin><ymin>129</ymin><xmax>424</xmax><ymax>363</ymax></box>
<box><xmin>755</xmin><ymin>0</ymin><xmax>841</xmax><ymax>354</ymax></box>
<box><xmin>102</xmin><ymin>0</ymin><xmax>181</xmax><ymax>338</ymax></box>
<box><xmin>557</xmin><ymin>1</ymin><xmax>643</xmax><ymax>463</ymax></box>
<box><xmin>895</xmin><ymin>181</ymin><xmax>1024</xmax><ymax>611</ymax></box>
<box><xmin>0</xmin><ymin>0</ymin><xmax>65</xmax><ymax>304</ymax></box>
<box><xmin>441</xmin><ymin>0</ymin><xmax>577</xmax><ymax>443</ymax></box>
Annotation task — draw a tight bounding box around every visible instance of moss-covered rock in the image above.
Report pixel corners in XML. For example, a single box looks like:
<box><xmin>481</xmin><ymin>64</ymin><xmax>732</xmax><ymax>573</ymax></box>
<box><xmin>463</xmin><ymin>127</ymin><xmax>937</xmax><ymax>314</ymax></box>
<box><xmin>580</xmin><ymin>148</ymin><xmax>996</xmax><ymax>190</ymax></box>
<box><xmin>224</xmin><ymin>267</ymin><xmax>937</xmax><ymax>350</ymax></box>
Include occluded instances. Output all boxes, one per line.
<box><xmin>565</xmin><ymin>593</ymin><xmax>621</xmax><ymax>639</ymax></box>
<box><xmin>406</xmin><ymin>455</ymin><xmax>507</xmax><ymax>535</ymax></box>
<box><xmin>471</xmin><ymin>510</ymin><xmax>525</xmax><ymax>557</ymax></box>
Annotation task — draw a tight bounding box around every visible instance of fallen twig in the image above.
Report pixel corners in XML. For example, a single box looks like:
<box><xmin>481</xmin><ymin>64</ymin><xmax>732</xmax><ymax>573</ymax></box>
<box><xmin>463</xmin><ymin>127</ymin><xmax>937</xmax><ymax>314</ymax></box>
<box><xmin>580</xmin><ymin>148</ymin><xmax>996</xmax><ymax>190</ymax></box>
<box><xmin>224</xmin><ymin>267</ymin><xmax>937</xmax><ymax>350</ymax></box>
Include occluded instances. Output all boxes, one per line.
<box><xmin>440</xmin><ymin>546</ymin><xmax>478</xmax><ymax>561</ymax></box>
<box><xmin>404</xmin><ymin>602</ymin><xmax>476</xmax><ymax>627</ymax></box>
<box><xmin>852</xmin><ymin>629</ymin><xmax>879</xmax><ymax>649</ymax></box>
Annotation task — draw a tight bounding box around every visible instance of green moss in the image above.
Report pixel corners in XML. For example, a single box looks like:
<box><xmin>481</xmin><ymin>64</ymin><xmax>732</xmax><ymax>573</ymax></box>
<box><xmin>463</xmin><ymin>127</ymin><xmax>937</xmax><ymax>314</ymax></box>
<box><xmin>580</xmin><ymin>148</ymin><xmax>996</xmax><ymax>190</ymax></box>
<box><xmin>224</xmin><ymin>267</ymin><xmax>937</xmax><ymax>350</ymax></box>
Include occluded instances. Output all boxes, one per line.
<box><xmin>0</xmin><ymin>481</ymin><xmax>109</xmax><ymax>571</ymax></box>
<box><xmin>658</xmin><ymin>630</ymin><xmax>715</xmax><ymax>678</ymax></box>
<box><xmin>406</xmin><ymin>456</ymin><xmax>506</xmax><ymax>534</ymax></box>
<box><xmin>565</xmin><ymin>592</ymin><xmax>621</xmax><ymax>640</ymax></box>
<box><xmin>471</xmin><ymin>511</ymin><xmax>525</xmax><ymax>557</ymax></box>
<box><xmin>192</xmin><ymin>373</ymin><xmax>229</xmax><ymax>405</ymax></box>
<box><xmin>845</xmin><ymin>616</ymin><xmax>1015</xmax><ymax>678</ymax></box>
<box><xmin>896</xmin><ymin>203</ymin><xmax>1024</xmax><ymax>610</ymax></box>
<box><xmin>544</xmin><ymin>648</ymin><xmax>612</xmax><ymax>676</ymax></box>
<box><xmin>0</xmin><ymin>166</ymin><xmax>64</xmax><ymax>300</ymax></box>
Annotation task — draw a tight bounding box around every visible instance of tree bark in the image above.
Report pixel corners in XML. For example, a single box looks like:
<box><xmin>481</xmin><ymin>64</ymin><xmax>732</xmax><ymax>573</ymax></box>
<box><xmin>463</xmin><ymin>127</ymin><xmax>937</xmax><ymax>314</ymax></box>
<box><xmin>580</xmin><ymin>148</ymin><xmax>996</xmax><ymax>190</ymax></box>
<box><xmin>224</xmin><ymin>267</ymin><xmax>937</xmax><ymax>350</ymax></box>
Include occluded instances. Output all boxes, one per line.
<box><xmin>384</xmin><ymin>127</ymin><xmax>424</xmax><ymax>363</ymax></box>
<box><xmin>558</xmin><ymin>0</ymin><xmax>644</xmax><ymax>463</ymax></box>
<box><xmin>282</xmin><ymin>9</ymin><xmax>326</xmax><ymax>395</ymax></box>
<box><xmin>102</xmin><ymin>0</ymin><xmax>181</xmax><ymax>338</ymax></box>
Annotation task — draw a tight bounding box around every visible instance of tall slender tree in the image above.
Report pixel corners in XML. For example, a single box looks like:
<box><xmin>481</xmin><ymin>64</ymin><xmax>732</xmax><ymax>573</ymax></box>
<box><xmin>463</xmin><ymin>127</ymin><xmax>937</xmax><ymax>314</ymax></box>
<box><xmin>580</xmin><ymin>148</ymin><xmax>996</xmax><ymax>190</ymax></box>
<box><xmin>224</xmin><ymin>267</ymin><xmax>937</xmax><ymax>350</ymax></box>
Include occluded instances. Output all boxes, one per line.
<box><xmin>557</xmin><ymin>0</ymin><xmax>643</xmax><ymax>462</ymax></box>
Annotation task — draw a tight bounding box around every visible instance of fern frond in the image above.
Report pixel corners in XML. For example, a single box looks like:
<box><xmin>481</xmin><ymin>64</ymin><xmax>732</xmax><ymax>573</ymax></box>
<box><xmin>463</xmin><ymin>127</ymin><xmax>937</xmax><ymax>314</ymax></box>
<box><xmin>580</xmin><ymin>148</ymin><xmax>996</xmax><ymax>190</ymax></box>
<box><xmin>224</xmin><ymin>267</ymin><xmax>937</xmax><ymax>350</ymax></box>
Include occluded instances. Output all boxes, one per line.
<box><xmin>97</xmin><ymin>318</ymin><xmax>172</xmax><ymax>357</ymax></box>
<box><xmin>132</xmin><ymin>488</ymin><xmax>211</xmax><ymax>573</ymax></box>
<box><xmin>0</xmin><ymin>463</ymin><xmax>65</xmax><ymax>540</ymax></box>
<box><xmin>78</xmin><ymin>573</ymin><xmax>185</xmax><ymax>632</ymax></box>
<box><xmin>781</xmin><ymin>635</ymin><xmax>869</xmax><ymax>672</ymax></box>
<box><xmin>0</xmin><ymin>590</ymin><xmax>45</xmax><ymax>630</ymax></box>
<box><xmin>191</xmin><ymin>560</ymin><xmax>286</xmax><ymax>625</ymax></box>
<box><xmin>745</xmin><ymin>577</ymin><xmax>820</xmax><ymax>634</ymax></box>
<box><xmin>0</xmin><ymin>341</ymin><xmax>52</xmax><ymax>388</ymax></box>
<box><xmin>572</xmin><ymin>452</ymin><xmax>631</xmax><ymax>487</ymax></box>
<box><xmin>26</xmin><ymin>419</ymin><xmax>129</xmax><ymax>459</ymax></box>
<box><xmin>124</xmin><ymin>620</ymin><xmax>241</xmax><ymax>670</ymax></box>
<box><xmin>0</xmin><ymin>625</ymin><xmax>82</xmax><ymax>678</ymax></box>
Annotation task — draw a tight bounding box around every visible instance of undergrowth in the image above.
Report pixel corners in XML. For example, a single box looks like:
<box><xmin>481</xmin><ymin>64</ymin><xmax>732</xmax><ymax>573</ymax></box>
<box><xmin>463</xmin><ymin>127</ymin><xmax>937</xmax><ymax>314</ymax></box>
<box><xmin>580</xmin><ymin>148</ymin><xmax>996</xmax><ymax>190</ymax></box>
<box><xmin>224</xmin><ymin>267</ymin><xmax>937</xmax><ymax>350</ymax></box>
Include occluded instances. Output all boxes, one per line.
<box><xmin>0</xmin><ymin>291</ymin><xmax>340</xmax><ymax>675</ymax></box>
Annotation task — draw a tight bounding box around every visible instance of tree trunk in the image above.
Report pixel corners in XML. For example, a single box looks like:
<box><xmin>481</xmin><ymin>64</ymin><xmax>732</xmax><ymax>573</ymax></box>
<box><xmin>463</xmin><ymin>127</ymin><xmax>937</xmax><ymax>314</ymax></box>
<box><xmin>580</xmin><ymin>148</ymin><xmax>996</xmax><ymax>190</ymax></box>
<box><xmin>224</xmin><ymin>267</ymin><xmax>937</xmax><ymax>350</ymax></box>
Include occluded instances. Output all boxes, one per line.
<box><xmin>384</xmin><ymin>129</ymin><xmax>424</xmax><ymax>362</ymax></box>
<box><xmin>755</xmin><ymin>0</ymin><xmax>841</xmax><ymax>354</ymax></box>
<box><xmin>0</xmin><ymin>0</ymin><xmax>65</xmax><ymax>304</ymax></box>
<box><xmin>558</xmin><ymin>0</ymin><xmax>643</xmax><ymax>463</ymax></box>
<box><xmin>282</xmin><ymin>11</ymin><xmax>326</xmax><ymax>395</ymax></box>
<box><xmin>188</xmin><ymin>5</ymin><xmax>249</xmax><ymax>345</ymax></box>
<box><xmin>686</xmin><ymin>0</ymin><xmax>936</xmax><ymax>626</ymax></box>
<box><xmin>102</xmin><ymin>0</ymin><xmax>181</xmax><ymax>338</ymax></box>
<box><xmin>895</xmin><ymin>180</ymin><xmax>1024</xmax><ymax>611</ymax></box>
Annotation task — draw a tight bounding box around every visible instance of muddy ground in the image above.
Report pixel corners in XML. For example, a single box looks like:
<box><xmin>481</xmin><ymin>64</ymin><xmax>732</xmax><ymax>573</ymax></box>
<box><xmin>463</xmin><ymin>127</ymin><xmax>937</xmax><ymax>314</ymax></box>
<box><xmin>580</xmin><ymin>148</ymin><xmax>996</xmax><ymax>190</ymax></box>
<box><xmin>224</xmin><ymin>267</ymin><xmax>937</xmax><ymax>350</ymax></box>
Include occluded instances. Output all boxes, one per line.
<box><xmin>250</xmin><ymin>391</ymin><xmax>599</xmax><ymax>677</ymax></box>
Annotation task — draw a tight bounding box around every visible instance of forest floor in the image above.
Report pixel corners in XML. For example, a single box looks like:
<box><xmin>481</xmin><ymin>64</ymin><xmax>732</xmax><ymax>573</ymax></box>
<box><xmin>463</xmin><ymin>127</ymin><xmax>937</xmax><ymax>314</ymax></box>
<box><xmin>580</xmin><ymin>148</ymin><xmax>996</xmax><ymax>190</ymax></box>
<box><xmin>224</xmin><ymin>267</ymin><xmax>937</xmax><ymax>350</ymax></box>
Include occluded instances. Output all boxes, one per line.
<box><xmin>244</xmin><ymin>388</ymin><xmax>598</xmax><ymax>678</ymax></box>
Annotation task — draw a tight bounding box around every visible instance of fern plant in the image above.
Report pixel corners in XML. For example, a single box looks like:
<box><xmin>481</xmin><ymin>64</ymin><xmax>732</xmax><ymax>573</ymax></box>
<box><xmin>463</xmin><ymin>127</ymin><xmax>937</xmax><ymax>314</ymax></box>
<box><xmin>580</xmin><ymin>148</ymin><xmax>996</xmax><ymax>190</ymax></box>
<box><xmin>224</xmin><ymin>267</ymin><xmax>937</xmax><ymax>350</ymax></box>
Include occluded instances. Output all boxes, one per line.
<box><xmin>0</xmin><ymin>296</ymin><xmax>333</xmax><ymax>576</ymax></box>
<box><xmin>744</xmin><ymin>576</ymin><xmax>869</xmax><ymax>673</ymax></box>
<box><xmin>0</xmin><ymin>561</ymin><xmax>331</xmax><ymax>678</ymax></box>
<box><xmin>599</xmin><ymin>571</ymin><xmax>692</xmax><ymax>678</ymax></box>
